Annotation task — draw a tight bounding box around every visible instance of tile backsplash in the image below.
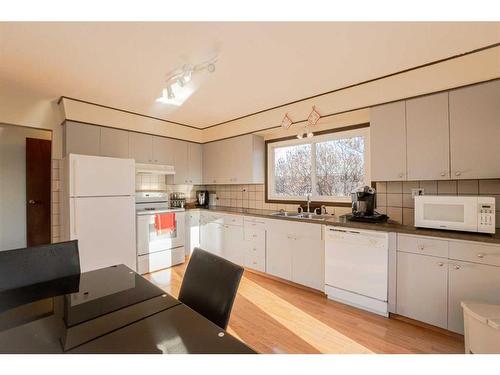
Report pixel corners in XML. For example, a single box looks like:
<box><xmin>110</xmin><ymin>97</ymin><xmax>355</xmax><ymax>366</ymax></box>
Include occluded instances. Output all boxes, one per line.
<box><xmin>190</xmin><ymin>184</ymin><xmax>352</xmax><ymax>216</ymax></box>
<box><xmin>375</xmin><ymin>179</ymin><xmax>500</xmax><ymax>228</ymax></box>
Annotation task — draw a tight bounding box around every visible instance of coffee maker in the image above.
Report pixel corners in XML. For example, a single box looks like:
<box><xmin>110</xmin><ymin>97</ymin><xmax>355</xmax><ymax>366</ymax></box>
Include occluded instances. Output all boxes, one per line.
<box><xmin>348</xmin><ymin>186</ymin><xmax>387</xmax><ymax>222</ymax></box>
<box><xmin>196</xmin><ymin>190</ymin><xmax>209</xmax><ymax>208</ymax></box>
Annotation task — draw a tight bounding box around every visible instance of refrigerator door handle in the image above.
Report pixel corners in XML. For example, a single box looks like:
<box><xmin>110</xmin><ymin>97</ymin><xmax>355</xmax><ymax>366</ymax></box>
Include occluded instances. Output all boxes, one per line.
<box><xmin>72</xmin><ymin>158</ymin><xmax>78</xmax><ymax>196</ymax></box>
<box><xmin>73</xmin><ymin>199</ymin><xmax>78</xmax><ymax>237</ymax></box>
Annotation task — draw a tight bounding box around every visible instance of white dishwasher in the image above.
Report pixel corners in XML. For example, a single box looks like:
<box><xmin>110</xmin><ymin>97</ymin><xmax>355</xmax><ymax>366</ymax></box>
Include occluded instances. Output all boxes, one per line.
<box><xmin>324</xmin><ymin>226</ymin><xmax>389</xmax><ymax>316</ymax></box>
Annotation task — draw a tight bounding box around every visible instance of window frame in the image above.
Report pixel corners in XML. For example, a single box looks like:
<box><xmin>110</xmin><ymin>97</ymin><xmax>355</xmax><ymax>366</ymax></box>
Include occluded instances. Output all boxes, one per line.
<box><xmin>266</xmin><ymin>124</ymin><xmax>370</xmax><ymax>205</ymax></box>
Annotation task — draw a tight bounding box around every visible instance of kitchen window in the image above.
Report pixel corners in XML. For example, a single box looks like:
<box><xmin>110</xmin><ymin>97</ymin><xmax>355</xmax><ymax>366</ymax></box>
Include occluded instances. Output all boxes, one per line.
<box><xmin>267</xmin><ymin>126</ymin><xmax>370</xmax><ymax>203</ymax></box>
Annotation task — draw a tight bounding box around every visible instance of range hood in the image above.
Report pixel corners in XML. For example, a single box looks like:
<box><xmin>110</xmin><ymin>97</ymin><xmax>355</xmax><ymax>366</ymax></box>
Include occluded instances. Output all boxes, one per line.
<box><xmin>135</xmin><ymin>163</ymin><xmax>176</xmax><ymax>175</ymax></box>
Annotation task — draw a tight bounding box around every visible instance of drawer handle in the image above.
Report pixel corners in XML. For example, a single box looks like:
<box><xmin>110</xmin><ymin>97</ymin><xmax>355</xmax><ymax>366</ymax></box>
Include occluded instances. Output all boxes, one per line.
<box><xmin>437</xmin><ymin>262</ymin><xmax>444</xmax><ymax>267</ymax></box>
<box><xmin>454</xmin><ymin>265</ymin><xmax>461</xmax><ymax>270</ymax></box>
<box><xmin>477</xmin><ymin>253</ymin><xmax>485</xmax><ymax>259</ymax></box>
<box><xmin>417</xmin><ymin>244</ymin><xmax>425</xmax><ymax>251</ymax></box>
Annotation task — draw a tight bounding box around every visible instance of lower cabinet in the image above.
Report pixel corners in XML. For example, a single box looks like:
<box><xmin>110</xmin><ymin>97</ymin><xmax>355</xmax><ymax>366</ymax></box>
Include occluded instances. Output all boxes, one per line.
<box><xmin>197</xmin><ymin>213</ymin><xmax>323</xmax><ymax>291</ymax></box>
<box><xmin>448</xmin><ymin>260</ymin><xmax>500</xmax><ymax>334</ymax></box>
<box><xmin>200</xmin><ymin>220</ymin><xmax>224</xmax><ymax>256</ymax></box>
<box><xmin>397</xmin><ymin>252</ymin><xmax>448</xmax><ymax>329</ymax></box>
<box><xmin>266</xmin><ymin>220</ymin><xmax>324</xmax><ymax>291</ymax></box>
<box><xmin>266</xmin><ymin>231</ymin><xmax>293</xmax><ymax>280</ymax></box>
<box><xmin>221</xmin><ymin>224</ymin><xmax>245</xmax><ymax>265</ymax></box>
<box><xmin>396</xmin><ymin>234</ymin><xmax>500</xmax><ymax>334</ymax></box>
<box><xmin>185</xmin><ymin>211</ymin><xmax>200</xmax><ymax>255</ymax></box>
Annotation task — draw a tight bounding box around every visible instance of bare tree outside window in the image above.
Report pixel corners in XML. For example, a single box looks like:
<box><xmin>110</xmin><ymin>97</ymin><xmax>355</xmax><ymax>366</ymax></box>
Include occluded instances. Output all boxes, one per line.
<box><xmin>316</xmin><ymin>136</ymin><xmax>365</xmax><ymax>197</ymax></box>
<box><xmin>274</xmin><ymin>144</ymin><xmax>312</xmax><ymax>196</ymax></box>
<box><xmin>270</xmin><ymin>132</ymin><xmax>367</xmax><ymax>201</ymax></box>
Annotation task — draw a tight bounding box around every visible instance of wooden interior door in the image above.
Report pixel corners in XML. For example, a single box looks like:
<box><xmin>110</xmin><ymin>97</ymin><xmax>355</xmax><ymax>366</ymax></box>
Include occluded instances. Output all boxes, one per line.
<box><xmin>26</xmin><ymin>137</ymin><xmax>52</xmax><ymax>246</ymax></box>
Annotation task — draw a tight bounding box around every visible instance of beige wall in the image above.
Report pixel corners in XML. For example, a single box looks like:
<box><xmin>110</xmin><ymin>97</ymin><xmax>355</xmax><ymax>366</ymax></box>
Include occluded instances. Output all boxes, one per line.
<box><xmin>204</xmin><ymin>45</ymin><xmax>500</xmax><ymax>142</ymax></box>
<box><xmin>0</xmin><ymin>80</ymin><xmax>63</xmax><ymax>158</ymax></box>
<box><xmin>1</xmin><ymin>45</ymin><xmax>499</xmax><ymax>158</ymax></box>
<box><xmin>61</xmin><ymin>98</ymin><xmax>203</xmax><ymax>143</ymax></box>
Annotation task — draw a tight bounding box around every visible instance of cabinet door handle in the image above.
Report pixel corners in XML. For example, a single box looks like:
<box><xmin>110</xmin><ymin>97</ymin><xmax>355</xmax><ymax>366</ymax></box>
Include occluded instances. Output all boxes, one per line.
<box><xmin>398</xmin><ymin>173</ymin><xmax>404</xmax><ymax>178</ymax></box>
<box><xmin>477</xmin><ymin>253</ymin><xmax>485</xmax><ymax>259</ymax></box>
<box><xmin>454</xmin><ymin>265</ymin><xmax>461</xmax><ymax>270</ymax></box>
<box><xmin>437</xmin><ymin>262</ymin><xmax>444</xmax><ymax>267</ymax></box>
<box><xmin>455</xmin><ymin>171</ymin><xmax>461</xmax><ymax>177</ymax></box>
<box><xmin>440</xmin><ymin>172</ymin><xmax>446</xmax><ymax>177</ymax></box>
<box><xmin>417</xmin><ymin>244</ymin><xmax>425</xmax><ymax>251</ymax></box>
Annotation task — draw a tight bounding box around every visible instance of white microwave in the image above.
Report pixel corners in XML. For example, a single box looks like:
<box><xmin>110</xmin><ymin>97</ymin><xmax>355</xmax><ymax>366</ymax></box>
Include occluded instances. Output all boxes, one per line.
<box><xmin>414</xmin><ymin>195</ymin><xmax>496</xmax><ymax>234</ymax></box>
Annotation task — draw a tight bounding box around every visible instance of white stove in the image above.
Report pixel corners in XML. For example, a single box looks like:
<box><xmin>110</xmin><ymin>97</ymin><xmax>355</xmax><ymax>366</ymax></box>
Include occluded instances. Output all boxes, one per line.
<box><xmin>135</xmin><ymin>191</ymin><xmax>185</xmax><ymax>274</ymax></box>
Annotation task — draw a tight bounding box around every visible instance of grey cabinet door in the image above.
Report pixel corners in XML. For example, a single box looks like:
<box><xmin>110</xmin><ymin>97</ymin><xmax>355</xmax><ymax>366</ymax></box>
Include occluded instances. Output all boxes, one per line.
<box><xmin>152</xmin><ymin>136</ymin><xmax>174</xmax><ymax>165</ymax></box>
<box><xmin>100</xmin><ymin>127</ymin><xmax>129</xmax><ymax>158</ymax></box>
<box><xmin>188</xmin><ymin>143</ymin><xmax>203</xmax><ymax>185</ymax></box>
<box><xmin>370</xmin><ymin>101</ymin><xmax>407</xmax><ymax>181</ymax></box>
<box><xmin>397</xmin><ymin>252</ymin><xmax>448</xmax><ymax>329</ymax></box>
<box><xmin>129</xmin><ymin>132</ymin><xmax>153</xmax><ymax>163</ymax></box>
<box><xmin>64</xmin><ymin>121</ymin><xmax>100</xmax><ymax>156</ymax></box>
<box><xmin>406</xmin><ymin>92</ymin><xmax>450</xmax><ymax>180</ymax></box>
<box><xmin>172</xmin><ymin>140</ymin><xmax>189</xmax><ymax>184</ymax></box>
<box><xmin>449</xmin><ymin>80</ymin><xmax>500</xmax><ymax>179</ymax></box>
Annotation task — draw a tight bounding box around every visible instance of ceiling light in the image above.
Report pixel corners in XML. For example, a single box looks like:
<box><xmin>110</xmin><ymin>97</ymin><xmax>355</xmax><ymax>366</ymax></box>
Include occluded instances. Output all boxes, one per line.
<box><xmin>166</xmin><ymin>86</ymin><xmax>175</xmax><ymax>99</ymax></box>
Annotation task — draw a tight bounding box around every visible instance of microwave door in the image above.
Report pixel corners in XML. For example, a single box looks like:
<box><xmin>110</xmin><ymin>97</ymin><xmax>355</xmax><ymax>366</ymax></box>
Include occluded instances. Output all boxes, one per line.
<box><xmin>416</xmin><ymin>199</ymin><xmax>477</xmax><ymax>232</ymax></box>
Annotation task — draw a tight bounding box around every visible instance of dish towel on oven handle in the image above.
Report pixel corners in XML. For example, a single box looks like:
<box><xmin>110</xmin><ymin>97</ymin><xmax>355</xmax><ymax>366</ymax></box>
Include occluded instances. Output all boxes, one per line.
<box><xmin>154</xmin><ymin>212</ymin><xmax>176</xmax><ymax>233</ymax></box>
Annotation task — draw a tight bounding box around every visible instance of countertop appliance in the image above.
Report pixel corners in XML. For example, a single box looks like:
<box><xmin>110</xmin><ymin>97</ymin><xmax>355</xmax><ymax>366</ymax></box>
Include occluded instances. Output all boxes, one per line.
<box><xmin>196</xmin><ymin>190</ymin><xmax>209</xmax><ymax>207</ymax></box>
<box><xmin>325</xmin><ymin>227</ymin><xmax>389</xmax><ymax>316</ymax></box>
<box><xmin>415</xmin><ymin>195</ymin><xmax>496</xmax><ymax>234</ymax></box>
<box><xmin>61</xmin><ymin>154</ymin><xmax>137</xmax><ymax>273</ymax></box>
<box><xmin>135</xmin><ymin>191</ymin><xmax>185</xmax><ymax>274</ymax></box>
<box><xmin>349</xmin><ymin>185</ymin><xmax>387</xmax><ymax>223</ymax></box>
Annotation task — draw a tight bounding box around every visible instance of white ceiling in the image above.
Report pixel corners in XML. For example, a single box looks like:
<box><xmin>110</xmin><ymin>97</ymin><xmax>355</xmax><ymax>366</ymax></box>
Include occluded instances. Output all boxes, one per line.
<box><xmin>0</xmin><ymin>22</ymin><xmax>498</xmax><ymax>127</ymax></box>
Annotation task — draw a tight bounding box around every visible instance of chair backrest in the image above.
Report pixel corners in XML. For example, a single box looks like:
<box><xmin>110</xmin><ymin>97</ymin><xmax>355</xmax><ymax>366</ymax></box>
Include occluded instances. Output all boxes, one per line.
<box><xmin>178</xmin><ymin>248</ymin><xmax>244</xmax><ymax>330</ymax></box>
<box><xmin>0</xmin><ymin>240</ymin><xmax>81</xmax><ymax>291</ymax></box>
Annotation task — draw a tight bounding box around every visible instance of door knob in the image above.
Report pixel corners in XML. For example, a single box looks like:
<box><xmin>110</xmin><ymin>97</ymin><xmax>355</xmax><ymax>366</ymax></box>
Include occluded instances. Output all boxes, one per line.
<box><xmin>28</xmin><ymin>199</ymin><xmax>37</xmax><ymax>205</ymax></box>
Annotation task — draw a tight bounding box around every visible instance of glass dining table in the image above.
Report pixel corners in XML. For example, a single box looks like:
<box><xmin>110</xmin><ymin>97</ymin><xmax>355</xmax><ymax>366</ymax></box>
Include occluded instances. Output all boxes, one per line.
<box><xmin>0</xmin><ymin>264</ymin><xmax>255</xmax><ymax>354</ymax></box>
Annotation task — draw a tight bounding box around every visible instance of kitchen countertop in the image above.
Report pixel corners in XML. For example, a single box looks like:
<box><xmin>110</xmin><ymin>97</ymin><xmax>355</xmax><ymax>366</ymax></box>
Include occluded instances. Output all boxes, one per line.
<box><xmin>187</xmin><ymin>206</ymin><xmax>500</xmax><ymax>245</ymax></box>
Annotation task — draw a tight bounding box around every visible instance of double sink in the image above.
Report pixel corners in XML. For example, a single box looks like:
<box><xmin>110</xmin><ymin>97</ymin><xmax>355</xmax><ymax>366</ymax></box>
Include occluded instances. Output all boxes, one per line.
<box><xmin>271</xmin><ymin>211</ymin><xmax>331</xmax><ymax>221</ymax></box>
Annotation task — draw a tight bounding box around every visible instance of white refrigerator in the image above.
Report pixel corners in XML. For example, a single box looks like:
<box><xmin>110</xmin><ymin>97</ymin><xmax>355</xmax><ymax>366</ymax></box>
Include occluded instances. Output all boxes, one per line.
<box><xmin>61</xmin><ymin>154</ymin><xmax>136</xmax><ymax>273</ymax></box>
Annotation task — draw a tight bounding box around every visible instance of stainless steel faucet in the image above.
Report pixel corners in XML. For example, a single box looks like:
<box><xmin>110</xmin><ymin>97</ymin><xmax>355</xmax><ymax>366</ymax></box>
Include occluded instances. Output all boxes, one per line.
<box><xmin>306</xmin><ymin>193</ymin><xmax>311</xmax><ymax>213</ymax></box>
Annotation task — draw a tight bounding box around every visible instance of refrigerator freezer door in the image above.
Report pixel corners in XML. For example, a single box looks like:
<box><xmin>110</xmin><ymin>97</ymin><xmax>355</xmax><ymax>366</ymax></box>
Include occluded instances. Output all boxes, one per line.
<box><xmin>68</xmin><ymin>154</ymin><xmax>135</xmax><ymax>197</ymax></box>
<box><xmin>70</xmin><ymin>196</ymin><xmax>136</xmax><ymax>272</ymax></box>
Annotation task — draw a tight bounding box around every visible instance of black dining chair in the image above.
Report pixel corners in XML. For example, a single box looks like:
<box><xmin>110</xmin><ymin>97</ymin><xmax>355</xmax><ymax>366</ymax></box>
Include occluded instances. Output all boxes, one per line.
<box><xmin>0</xmin><ymin>240</ymin><xmax>81</xmax><ymax>292</ymax></box>
<box><xmin>178</xmin><ymin>247</ymin><xmax>244</xmax><ymax>330</ymax></box>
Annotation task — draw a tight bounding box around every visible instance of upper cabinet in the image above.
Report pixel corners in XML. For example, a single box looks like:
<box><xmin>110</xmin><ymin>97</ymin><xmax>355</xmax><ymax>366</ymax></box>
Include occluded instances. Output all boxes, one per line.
<box><xmin>187</xmin><ymin>143</ymin><xmax>203</xmax><ymax>184</ymax></box>
<box><xmin>406</xmin><ymin>92</ymin><xmax>450</xmax><ymax>180</ymax></box>
<box><xmin>370</xmin><ymin>101</ymin><xmax>407</xmax><ymax>181</ymax></box>
<box><xmin>128</xmin><ymin>132</ymin><xmax>153</xmax><ymax>163</ymax></box>
<box><xmin>370</xmin><ymin>80</ymin><xmax>500</xmax><ymax>181</ymax></box>
<box><xmin>100</xmin><ymin>127</ymin><xmax>129</xmax><ymax>158</ymax></box>
<box><xmin>203</xmin><ymin>134</ymin><xmax>265</xmax><ymax>184</ymax></box>
<box><xmin>449</xmin><ymin>80</ymin><xmax>500</xmax><ymax>179</ymax></box>
<box><xmin>152</xmin><ymin>136</ymin><xmax>175</xmax><ymax>165</ymax></box>
<box><xmin>64</xmin><ymin>121</ymin><xmax>101</xmax><ymax>156</ymax></box>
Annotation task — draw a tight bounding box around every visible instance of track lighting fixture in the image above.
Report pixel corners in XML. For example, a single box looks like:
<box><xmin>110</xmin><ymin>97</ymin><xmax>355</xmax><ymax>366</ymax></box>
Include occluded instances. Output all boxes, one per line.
<box><xmin>157</xmin><ymin>57</ymin><xmax>217</xmax><ymax>105</ymax></box>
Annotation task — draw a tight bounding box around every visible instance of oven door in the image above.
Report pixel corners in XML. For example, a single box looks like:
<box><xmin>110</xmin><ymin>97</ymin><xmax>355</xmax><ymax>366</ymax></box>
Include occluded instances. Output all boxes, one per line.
<box><xmin>414</xmin><ymin>196</ymin><xmax>477</xmax><ymax>232</ymax></box>
<box><xmin>136</xmin><ymin>212</ymin><xmax>185</xmax><ymax>255</ymax></box>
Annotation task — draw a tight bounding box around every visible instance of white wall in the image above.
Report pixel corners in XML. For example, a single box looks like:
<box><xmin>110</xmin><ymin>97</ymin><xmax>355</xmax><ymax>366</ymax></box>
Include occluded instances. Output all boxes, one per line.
<box><xmin>0</xmin><ymin>124</ymin><xmax>52</xmax><ymax>251</ymax></box>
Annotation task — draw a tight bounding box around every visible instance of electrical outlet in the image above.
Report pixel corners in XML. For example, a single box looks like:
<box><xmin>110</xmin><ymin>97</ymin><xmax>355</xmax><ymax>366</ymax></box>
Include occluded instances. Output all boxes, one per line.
<box><xmin>411</xmin><ymin>188</ymin><xmax>424</xmax><ymax>198</ymax></box>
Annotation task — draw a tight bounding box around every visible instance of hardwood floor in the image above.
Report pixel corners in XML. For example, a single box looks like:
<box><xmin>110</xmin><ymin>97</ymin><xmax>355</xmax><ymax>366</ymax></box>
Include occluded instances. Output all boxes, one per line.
<box><xmin>144</xmin><ymin>261</ymin><xmax>464</xmax><ymax>354</ymax></box>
